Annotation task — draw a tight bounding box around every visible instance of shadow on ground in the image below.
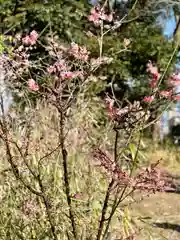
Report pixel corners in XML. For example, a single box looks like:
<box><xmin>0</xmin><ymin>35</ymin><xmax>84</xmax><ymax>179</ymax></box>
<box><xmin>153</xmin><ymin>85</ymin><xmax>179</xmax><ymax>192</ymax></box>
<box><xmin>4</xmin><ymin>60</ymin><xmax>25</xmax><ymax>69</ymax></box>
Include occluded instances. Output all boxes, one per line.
<box><xmin>154</xmin><ymin>222</ymin><xmax>180</xmax><ymax>232</ymax></box>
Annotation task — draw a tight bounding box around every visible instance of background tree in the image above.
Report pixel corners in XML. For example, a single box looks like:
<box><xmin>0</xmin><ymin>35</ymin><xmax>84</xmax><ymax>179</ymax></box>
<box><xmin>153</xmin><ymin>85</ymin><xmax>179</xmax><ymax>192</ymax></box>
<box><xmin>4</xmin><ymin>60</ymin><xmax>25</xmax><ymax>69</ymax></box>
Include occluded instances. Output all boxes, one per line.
<box><xmin>0</xmin><ymin>0</ymin><xmax>179</xmax><ymax>106</ymax></box>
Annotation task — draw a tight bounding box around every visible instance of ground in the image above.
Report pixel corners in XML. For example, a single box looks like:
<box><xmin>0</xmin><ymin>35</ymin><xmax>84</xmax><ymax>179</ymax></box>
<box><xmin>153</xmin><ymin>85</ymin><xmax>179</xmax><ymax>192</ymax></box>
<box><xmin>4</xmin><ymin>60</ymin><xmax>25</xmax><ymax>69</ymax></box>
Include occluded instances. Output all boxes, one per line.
<box><xmin>131</xmin><ymin>192</ymin><xmax>180</xmax><ymax>239</ymax></box>
<box><xmin>129</xmin><ymin>142</ymin><xmax>180</xmax><ymax>240</ymax></box>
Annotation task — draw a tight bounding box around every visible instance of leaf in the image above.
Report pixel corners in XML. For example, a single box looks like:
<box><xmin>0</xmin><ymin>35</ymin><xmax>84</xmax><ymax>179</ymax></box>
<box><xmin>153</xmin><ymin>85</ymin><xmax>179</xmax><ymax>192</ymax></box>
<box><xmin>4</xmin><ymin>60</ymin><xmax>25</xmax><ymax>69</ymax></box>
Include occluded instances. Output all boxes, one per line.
<box><xmin>123</xmin><ymin>207</ymin><xmax>130</xmax><ymax>236</ymax></box>
<box><xmin>0</xmin><ymin>44</ymin><xmax>4</xmax><ymax>54</ymax></box>
<box><xmin>129</xmin><ymin>143</ymin><xmax>136</xmax><ymax>161</ymax></box>
<box><xmin>4</xmin><ymin>12</ymin><xmax>26</xmax><ymax>25</ymax></box>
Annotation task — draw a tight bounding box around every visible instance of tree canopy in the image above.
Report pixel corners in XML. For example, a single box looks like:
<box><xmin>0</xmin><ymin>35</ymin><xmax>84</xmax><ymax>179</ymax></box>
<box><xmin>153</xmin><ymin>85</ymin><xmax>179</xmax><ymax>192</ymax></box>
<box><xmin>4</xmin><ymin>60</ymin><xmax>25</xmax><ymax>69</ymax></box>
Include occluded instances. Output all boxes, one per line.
<box><xmin>0</xmin><ymin>0</ymin><xmax>179</xmax><ymax>102</ymax></box>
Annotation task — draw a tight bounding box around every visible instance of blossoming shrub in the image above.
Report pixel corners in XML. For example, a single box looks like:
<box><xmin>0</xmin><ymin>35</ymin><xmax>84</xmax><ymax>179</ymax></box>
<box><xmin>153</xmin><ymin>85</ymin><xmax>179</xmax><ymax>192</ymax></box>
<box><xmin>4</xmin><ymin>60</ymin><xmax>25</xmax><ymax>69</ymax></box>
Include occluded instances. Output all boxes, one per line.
<box><xmin>0</xmin><ymin>3</ymin><xmax>179</xmax><ymax>240</ymax></box>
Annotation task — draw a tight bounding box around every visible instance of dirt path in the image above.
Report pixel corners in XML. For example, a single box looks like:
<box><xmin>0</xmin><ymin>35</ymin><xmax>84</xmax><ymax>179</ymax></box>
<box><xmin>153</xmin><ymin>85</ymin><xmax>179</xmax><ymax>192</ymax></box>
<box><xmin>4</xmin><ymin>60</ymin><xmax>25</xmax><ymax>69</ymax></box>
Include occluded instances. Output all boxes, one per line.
<box><xmin>131</xmin><ymin>192</ymin><xmax>180</xmax><ymax>239</ymax></box>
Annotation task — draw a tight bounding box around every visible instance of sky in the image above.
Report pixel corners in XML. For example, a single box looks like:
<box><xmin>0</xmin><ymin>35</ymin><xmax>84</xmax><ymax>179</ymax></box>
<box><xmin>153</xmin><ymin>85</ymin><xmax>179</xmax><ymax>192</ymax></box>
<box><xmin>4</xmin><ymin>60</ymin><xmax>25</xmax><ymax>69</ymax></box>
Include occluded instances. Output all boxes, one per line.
<box><xmin>161</xmin><ymin>10</ymin><xmax>180</xmax><ymax>130</ymax></box>
<box><xmin>163</xmin><ymin>9</ymin><xmax>176</xmax><ymax>38</ymax></box>
<box><xmin>163</xmin><ymin>10</ymin><xmax>180</xmax><ymax>104</ymax></box>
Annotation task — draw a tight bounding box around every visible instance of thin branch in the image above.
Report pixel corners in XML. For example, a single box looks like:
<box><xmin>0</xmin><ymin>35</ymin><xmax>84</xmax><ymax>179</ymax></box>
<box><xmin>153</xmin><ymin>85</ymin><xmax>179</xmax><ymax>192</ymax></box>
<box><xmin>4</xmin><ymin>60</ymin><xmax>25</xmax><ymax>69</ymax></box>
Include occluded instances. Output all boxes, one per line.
<box><xmin>58</xmin><ymin>106</ymin><xmax>77</xmax><ymax>240</ymax></box>
<box><xmin>103</xmin><ymin>131</ymin><xmax>142</xmax><ymax>239</ymax></box>
<box><xmin>37</xmin><ymin>175</ymin><xmax>58</xmax><ymax>240</ymax></box>
<box><xmin>114</xmin><ymin>129</ymin><xmax>119</xmax><ymax>163</ymax></box>
<box><xmin>96</xmin><ymin>128</ymin><xmax>119</xmax><ymax>240</ymax></box>
<box><xmin>96</xmin><ymin>179</ymin><xmax>114</xmax><ymax>240</ymax></box>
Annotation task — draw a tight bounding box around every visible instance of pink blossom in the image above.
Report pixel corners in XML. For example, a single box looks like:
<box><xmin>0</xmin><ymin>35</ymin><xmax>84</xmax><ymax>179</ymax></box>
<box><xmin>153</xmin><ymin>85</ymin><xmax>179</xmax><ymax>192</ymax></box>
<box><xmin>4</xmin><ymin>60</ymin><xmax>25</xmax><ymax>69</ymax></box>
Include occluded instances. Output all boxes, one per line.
<box><xmin>101</xmin><ymin>12</ymin><xmax>113</xmax><ymax>22</ymax></box>
<box><xmin>22</xmin><ymin>36</ymin><xmax>31</xmax><ymax>45</ymax></box>
<box><xmin>47</xmin><ymin>61</ymin><xmax>67</xmax><ymax>74</ymax></box>
<box><xmin>169</xmin><ymin>74</ymin><xmax>180</xmax><ymax>86</ymax></box>
<box><xmin>55</xmin><ymin>60</ymin><xmax>67</xmax><ymax>71</ymax></box>
<box><xmin>28</xmin><ymin>79</ymin><xmax>39</xmax><ymax>91</ymax></box>
<box><xmin>173</xmin><ymin>95</ymin><xmax>180</xmax><ymax>101</ymax></box>
<box><xmin>88</xmin><ymin>7</ymin><xmax>113</xmax><ymax>26</ymax></box>
<box><xmin>106</xmin><ymin>13</ymin><xmax>113</xmax><ymax>22</ymax></box>
<box><xmin>60</xmin><ymin>71</ymin><xmax>84</xmax><ymax>80</ymax></box>
<box><xmin>92</xmin><ymin>149</ymin><xmax>164</xmax><ymax>193</ymax></box>
<box><xmin>170</xmin><ymin>80</ymin><xmax>180</xmax><ymax>86</ymax></box>
<box><xmin>71</xmin><ymin>193</ymin><xmax>84</xmax><ymax>199</ymax></box>
<box><xmin>70</xmin><ymin>42</ymin><xmax>79</xmax><ymax>53</ymax></box>
<box><xmin>147</xmin><ymin>61</ymin><xmax>160</xmax><ymax>79</ymax></box>
<box><xmin>105</xmin><ymin>96</ymin><xmax>115</xmax><ymax>119</ymax></box>
<box><xmin>170</xmin><ymin>73</ymin><xmax>180</xmax><ymax>81</ymax></box>
<box><xmin>147</xmin><ymin>61</ymin><xmax>160</xmax><ymax>89</ymax></box>
<box><xmin>88</xmin><ymin>15</ymin><xmax>101</xmax><ymax>26</ymax></box>
<box><xmin>22</xmin><ymin>30</ymin><xmax>38</xmax><ymax>45</ymax></box>
<box><xmin>105</xmin><ymin>97</ymin><xmax>130</xmax><ymax>120</ymax></box>
<box><xmin>159</xmin><ymin>90</ymin><xmax>172</xmax><ymax>98</ymax></box>
<box><xmin>88</xmin><ymin>8</ymin><xmax>101</xmax><ymax>26</ymax></box>
<box><xmin>149</xmin><ymin>78</ymin><xmax>158</xmax><ymax>89</ymax></box>
<box><xmin>143</xmin><ymin>96</ymin><xmax>154</xmax><ymax>103</ymax></box>
<box><xmin>47</xmin><ymin>66</ymin><xmax>56</xmax><ymax>74</ymax></box>
<box><xmin>100</xmin><ymin>12</ymin><xmax>108</xmax><ymax>20</ymax></box>
<box><xmin>79</xmin><ymin>46</ymin><xmax>89</xmax><ymax>61</ymax></box>
<box><xmin>116</xmin><ymin>107</ymin><xmax>129</xmax><ymax>116</ymax></box>
<box><xmin>105</xmin><ymin>96</ymin><xmax>115</xmax><ymax>111</ymax></box>
<box><xmin>30</xmin><ymin>30</ymin><xmax>38</xmax><ymax>42</ymax></box>
<box><xmin>90</xmin><ymin>7</ymin><xmax>97</xmax><ymax>16</ymax></box>
<box><xmin>69</xmin><ymin>43</ymin><xmax>89</xmax><ymax>61</ymax></box>
<box><xmin>60</xmin><ymin>71</ymin><xmax>74</xmax><ymax>80</ymax></box>
<box><xmin>133</xmin><ymin>164</ymin><xmax>165</xmax><ymax>192</ymax></box>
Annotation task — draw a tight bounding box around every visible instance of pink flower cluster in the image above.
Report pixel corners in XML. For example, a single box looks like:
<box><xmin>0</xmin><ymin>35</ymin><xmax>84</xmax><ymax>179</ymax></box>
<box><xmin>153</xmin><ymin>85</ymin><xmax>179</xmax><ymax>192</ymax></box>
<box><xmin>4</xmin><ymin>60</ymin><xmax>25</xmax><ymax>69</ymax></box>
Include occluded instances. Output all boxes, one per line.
<box><xmin>173</xmin><ymin>95</ymin><xmax>180</xmax><ymax>101</ymax></box>
<box><xmin>22</xmin><ymin>30</ymin><xmax>38</xmax><ymax>46</ymax></box>
<box><xmin>28</xmin><ymin>79</ymin><xmax>39</xmax><ymax>91</ymax></box>
<box><xmin>69</xmin><ymin>42</ymin><xmax>89</xmax><ymax>61</ymax></box>
<box><xmin>143</xmin><ymin>61</ymin><xmax>180</xmax><ymax>103</ymax></box>
<box><xmin>60</xmin><ymin>71</ymin><xmax>84</xmax><ymax>80</ymax></box>
<box><xmin>88</xmin><ymin>6</ymin><xmax>113</xmax><ymax>26</ymax></box>
<box><xmin>47</xmin><ymin>60</ymin><xmax>67</xmax><ymax>74</ymax></box>
<box><xmin>159</xmin><ymin>90</ymin><xmax>173</xmax><ymax>98</ymax></box>
<box><xmin>143</xmin><ymin>96</ymin><xmax>154</xmax><ymax>103</ymax></box>
<box><xmin>47</xmin><ymin>60</ymin><xmax>84</xmax><ymax>80</ymax></box>
<box><xmin>46</xmin><ymin>41</ymin><xmax>89</xmax><ymax>82</ymax></box>
<box><xmin>105</xmin><ymin>97</ymin><xmax>116</xmax><ymax>119</ymax></box>
<box><xmin>133</xmin><ymin>164</ymin><xmax>165</xmax><ymax>192</ymax></box>
<box><xmin>146</xmin><ymin>61</ymin><xmax>161</xmax><ymax>89</ymax></box>
<box><xmin>169</xmin><ymin>73</ymin><xmax>180</xmax><ymax>86</ymax></box>
<box><xmin>92</xmin><ymin>148</ymin><xmax>131</xmax><ymax>185</ymax></box>
<box><xmin>71</xmin><ymin>193</ymin><xmax>84</xmax><ymax>199</ymax></box>
<box><xmin>92</xmin><ymin>148</ymin><xmax>165</xmax><ymax>193</ymax></box>
<box><xmin>105</xmin><ymin>96</ymin><xmax>130</xmax><ymax>120</ymax></box>
<box><xmin>105</xmin><ymin>96</ymin><xmax>145</xmax><ymax>123</ymax></box>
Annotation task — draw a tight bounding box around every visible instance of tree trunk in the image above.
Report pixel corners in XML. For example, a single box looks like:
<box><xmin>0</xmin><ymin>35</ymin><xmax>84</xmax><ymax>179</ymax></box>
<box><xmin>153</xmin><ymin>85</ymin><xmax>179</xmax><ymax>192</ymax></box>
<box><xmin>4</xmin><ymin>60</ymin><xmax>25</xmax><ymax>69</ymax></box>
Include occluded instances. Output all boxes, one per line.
<box><xmin>152</xmin><ymin>121</ymin><xmax>160</xmax><ymax>142</ymax></box>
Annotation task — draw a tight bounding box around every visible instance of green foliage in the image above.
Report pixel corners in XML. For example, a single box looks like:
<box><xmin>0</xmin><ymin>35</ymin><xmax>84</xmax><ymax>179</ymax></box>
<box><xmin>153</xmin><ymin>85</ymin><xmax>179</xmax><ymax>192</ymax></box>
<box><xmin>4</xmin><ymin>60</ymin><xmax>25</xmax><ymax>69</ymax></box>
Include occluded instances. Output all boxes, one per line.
<box><xmin>0</xmin><ymin>0</ymin><xmax>88</xmax><ymax>42</ymax></box>
<box><xmin>0</xmin><ymin>0</ymin><xmax>177</xmax><ymax>102</ymax></box>
<box><xmin>0</xmin><ymin>35</ymin><xmax>13</xmax><ymax>54</ymax></box>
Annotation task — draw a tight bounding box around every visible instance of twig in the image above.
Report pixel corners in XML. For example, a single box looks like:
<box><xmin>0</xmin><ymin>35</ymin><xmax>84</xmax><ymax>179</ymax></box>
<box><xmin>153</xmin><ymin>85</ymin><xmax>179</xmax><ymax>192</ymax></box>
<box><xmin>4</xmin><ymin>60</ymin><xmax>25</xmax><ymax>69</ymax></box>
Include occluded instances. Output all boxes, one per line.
<box><xmin>103</xmin><ymin>131</ymin><xmax>142</xmax><ymax>239</ymax></box>
<box><xmin>58</xmin><ymin>107</ymin><xmax>77</xmax><ymax>240</ymax></box>
<box><xmin>37</xmin><ymin>175</ymin><xmax>58</xmax><ymax>240</ymax></box>
<box><xmin>114</xmin><ymin>129</ymin><xmax>119</xmax><ymax>163</ymax></box>
<box><xmin>96</xmin><ymin>129</ymin><xmax>119</xmax><ymax>240</ymax></box>
<box><xmin>96</xmin><ymin>179</ymin><xmax>114</xmax><ymax>240</ymax></box>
